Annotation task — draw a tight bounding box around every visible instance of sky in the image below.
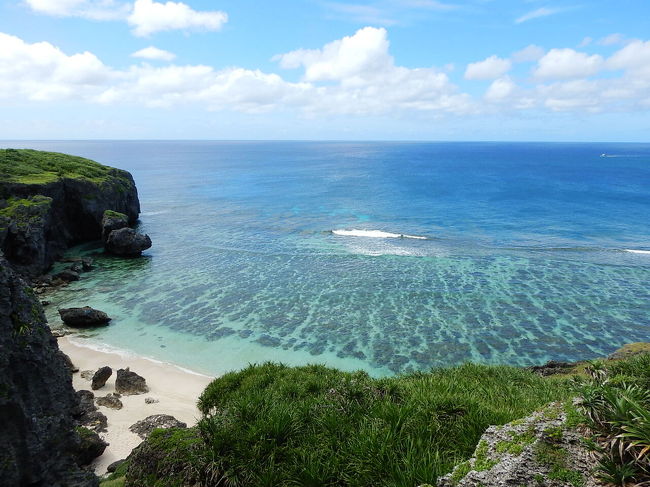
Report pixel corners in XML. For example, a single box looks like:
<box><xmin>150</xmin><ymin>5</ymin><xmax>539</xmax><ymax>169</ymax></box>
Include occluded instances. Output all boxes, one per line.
<box><xmin>1</xmin><ymin>0</ymin><xmax>649</xmax><ymax>141</ymax></box>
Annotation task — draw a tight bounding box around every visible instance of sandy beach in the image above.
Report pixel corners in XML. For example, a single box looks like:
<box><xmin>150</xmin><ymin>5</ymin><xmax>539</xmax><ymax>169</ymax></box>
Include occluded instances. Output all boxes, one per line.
<box><xmin>58</xmin><ymin>336</ymin><xmax>214</xmax><ymax>475</ymax></box>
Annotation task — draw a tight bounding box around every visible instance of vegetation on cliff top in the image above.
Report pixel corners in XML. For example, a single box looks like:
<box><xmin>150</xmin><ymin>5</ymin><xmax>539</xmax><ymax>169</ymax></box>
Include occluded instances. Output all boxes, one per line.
<box><xmin>120</xmin><ymin>362</ymin><xmax>573</xmax><ymax>487</ymax></box>
<box><xmin>0</xmin><ymin>148</ymin><xmax>125</xmax><ymax>184</ymax></box>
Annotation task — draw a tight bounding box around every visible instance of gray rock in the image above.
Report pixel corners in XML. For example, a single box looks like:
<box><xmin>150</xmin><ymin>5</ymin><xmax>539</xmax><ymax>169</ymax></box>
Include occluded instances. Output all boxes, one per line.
<box><xmin>80</xmin><ymin>370</ymin><xmax>96</xmax><ymax>381</ymax></box>
<box><xmin>145</xmin><ymin>397</ymin><xmax>159</xmax><ymax>404</ymax></box>
<box><xmin>96</xmin><ymin>393</ymin><xmax>123</xmax><ymax>410</ymax></box>
<box><xmin>437</xmin><ymin>403</ymin><xmax>602</xmax><ymax>487</ymax></box>
<box><xmin>81</xmin><ymin>257</ymin><xmax>94</xmax><ymax>271</ymax></box>
<box><xmin>115</xmin><ymin>367</ymin><xmax>149</xmax><ymax>395</ymax></box>
<box><xmin>129</xmin><ymin>414</ymin><xmax>187</xmax><ymax>440</ymax></box>
<box><xmin>101</xmin><ymin>210</ymin><xmax>129</xmax><ymax>243</ymax></box>
<box><xmin>59</xmin><ymin>307</ymin><xmax>111</xmax><ymax>327</ymax></box>
<box><xmin>91</xmin><ymin>366</ymin><xmax>112</xmax><ymax>390</ymax></box>
<box><xmin>61</xmin><ymin>352</ymin><xmax>79</xmax><ymax>373</ymax></box>
<box><xmin>55</xmin><ymin>269</ymin><xmax>80</xmax><ymax>282</ymax></box>
<box><xmin>73</xmin><ymin>390</ymin><xmax>108</xmax><ymax>433</ymax></box>
<box><xmin>0</xmin><ymin>257</ymin><xmax>98</xmax><ymax>486</ymax></box>
<box><xmin>74</xmin><ymin>427</ymin><xmax>108</xmax><ymax>466</ymax></box>
<box><xmin>106</xmin><ymin>459</ymin><xmax>126</xmax><ymax>473</ymax></box>
<box><xmin>105</xmin><ymin>227</ymin><xmax>152</xmax><ymax>256</ymax></box>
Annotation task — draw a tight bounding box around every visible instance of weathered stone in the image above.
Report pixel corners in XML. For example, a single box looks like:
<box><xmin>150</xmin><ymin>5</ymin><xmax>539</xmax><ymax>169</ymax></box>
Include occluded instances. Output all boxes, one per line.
<box><xmin>145</xmin><ymin>397</ymin><xmax>159</xmax><ymax>404</ymax></box>
<box><xmin>55</xmin><ymin>269</ymin><xmax>81</xmax><ymax>282</ymax></box>
<box><xmin>59</xmin><ymin>307</ymin><xmax>111</xmax><ymax>327</ymax></box>
<box><xmin>101</xmin><ymin>210</ymin><xmax>129</xmax><ymax>243</ymax></box>
<box><xmin>0</xmin><ymin>256</ymin><xmax>98</xmax><ymax>486</ymax></box>
<box><xmin>74</xmin><ymin>427</ymin><xmax>108</xmax><ymax>466</ymax></box>
<box><xmin>437</xmin><ymin>403</ymin><xmax>602</xmax><ymax>487</ymax></box>
<box><xmin>107</xmin><ymin>459</ymin><xmax>127</xmax><ymax>473</ymax></box>
<box><xmin>80</xmin><ymin>370</ymin><xmax>96</xmax><ymax>381</ymax></box>
<box><xmin>105</xmin><ymin>227</ymin><xmax>152</xmax><ymax>256</ymax></box>
<box><xmin>96</xmin><ymin>393</ymin><xmax>123</xmax><ymax>410</ymax></box>
<box><xmin>527</xmin><ymin>360</ymin><xmax>576</xmax><ymax>377</ymax></box>
<box><xmin>73</xmin><ymin>390</ymin><xmax>108</xmax><ymax>433</ymax></box>
<box><xmin>115</xmin><ymin>367</ymin><xmax>149</xmax><ymax>395</ymax></box>
<box><xmin>91</xmin><ymin>366</ymin><xmax>112</xmax><ymax>390</ymax></box>
<box><xmin>129</xmin><ymin>415</ymin><xmax>187</xmax><ymax>440</ymax></box>
<box><xmin>62</xmin><ymin>352</ymin><xmax>80</xmax><ymax>373</ymax></box>
<box><xmin>81</xmin><ymin>257</ymin><xmax>94</xmax><ymax>271</ymax></box>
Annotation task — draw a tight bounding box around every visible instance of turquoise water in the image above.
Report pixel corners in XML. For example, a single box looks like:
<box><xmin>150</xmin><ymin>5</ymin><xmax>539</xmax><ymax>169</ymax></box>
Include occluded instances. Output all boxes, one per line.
<box><xmin>6</xmin><ymin>141</ymin><xmax>650</xmax><ymax>376</ymax></box>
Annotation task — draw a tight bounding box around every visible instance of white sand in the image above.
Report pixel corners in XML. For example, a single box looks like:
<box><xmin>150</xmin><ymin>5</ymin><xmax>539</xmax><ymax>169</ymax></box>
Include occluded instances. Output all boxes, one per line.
<box><xmin>58</xmin><ymin>336</ymin><xmax>214</xmax><ymax>475</ymax></box>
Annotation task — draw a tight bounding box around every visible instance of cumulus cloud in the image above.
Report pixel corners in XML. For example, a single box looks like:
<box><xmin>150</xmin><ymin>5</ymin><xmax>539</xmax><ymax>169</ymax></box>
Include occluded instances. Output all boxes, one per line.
<box><xmin>0</xmin><ymin>32</ymin><xmax>111</xmax><ymax>100</ymax></box>
<box><xmin>128</xmin><ymin>0</ymin><xmax>228</xmax><ymax>36</ymax></box>
<box><xmin>131</xmin><ymin>46</ymin><xmax>176</xmax><ymax>61</ymax></box>
<box><xmin>534</xmin><ymin>48</ymin><xmax>604</xmax><ymax>79</ymax></box>
<box><xmin>2</xmin><ymin>28</ymin><xmax>650</xmax><ymax>118</ymax></box>
<box><xmin>24</xmin><ymin>0</ymin><xmax>130</xmax><ymax>20</ymax></box>
<box><xmin>464</xmin><ymin>55</ymin><xmax>511</xmax><ymax>80</ymax></box>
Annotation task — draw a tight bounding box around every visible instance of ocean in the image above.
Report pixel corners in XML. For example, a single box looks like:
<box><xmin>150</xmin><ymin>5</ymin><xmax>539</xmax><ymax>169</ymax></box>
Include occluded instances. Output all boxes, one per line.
<box><xmin>6</xmin><ymin>140</ymin><xmax>650</xmax><ymax>376</ymax></box>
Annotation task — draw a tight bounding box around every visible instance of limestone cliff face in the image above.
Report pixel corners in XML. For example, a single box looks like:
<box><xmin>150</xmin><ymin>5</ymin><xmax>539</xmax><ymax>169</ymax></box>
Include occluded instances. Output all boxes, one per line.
<box><xmin>0</xmin><ymin>256</ymin><xmax>97</xmax><ymax>486</ymax></box>
<box><xmin>0</xmin><ymin>151</ymin><xmax>140</xmax><ymax>277</ymax></box>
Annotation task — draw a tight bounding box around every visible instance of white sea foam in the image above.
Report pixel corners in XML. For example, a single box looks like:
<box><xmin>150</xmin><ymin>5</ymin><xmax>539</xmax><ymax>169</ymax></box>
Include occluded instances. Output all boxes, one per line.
<box><xmin>332</xmin><ymin>229</ymin><xmax>426</xmax><ymax>240</ymax></box>
<box><xmin>140</xmin><ymin>210</ymin><xmax>169</xmax><ymax>216</ymax></box>
<box><xmin>624</xmin><ymin>249</ymin><xmax>650</xmax><ymax>255</ymax></box>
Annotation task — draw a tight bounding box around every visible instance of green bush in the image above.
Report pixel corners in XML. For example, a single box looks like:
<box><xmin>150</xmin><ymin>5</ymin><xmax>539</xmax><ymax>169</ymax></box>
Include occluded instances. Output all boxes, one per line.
<box><xmin>195</xmin><ymin>362</ymin><xmax>572</xmax><ymax>487</ymax></box>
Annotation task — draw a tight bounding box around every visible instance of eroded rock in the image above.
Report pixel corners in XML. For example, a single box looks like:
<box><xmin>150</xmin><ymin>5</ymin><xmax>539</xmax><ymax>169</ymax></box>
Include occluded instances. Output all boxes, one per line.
<box><xmin>105</xmin><ymin>227</ymin><xmax>152</xmax><ymax>256</ymax></box>
<box><xmin>115</xmin><ymin>367</ymin><xmax>149</xmax><ymax>395</ymax></box>
<box><xmin>91</xmin><ymin>366</ymin><xmax>112</xmax><ymax>390</ymax></box>
<box><xmin>101</xmin><ymin>210</ymin><xmax>129</xmax><ymax>243</ymax></box>
<box><xmin>59</xmin><ymin>307</ymin><xmax>111</xmax><ymax>327</ymax></box>
<box><xmin>74</xmin><ymin>427</ymin><xmax>108</xmax><ymax>466</ymax></box>
<box><xmin>96</xmin><ymin>393</ymin><xmax>123</xmax><ymax>410</ymax></box>
<box><xmin>129</xmin><ymin>414</ymin><xmax>187</xmax><ymax>440</ymax></box>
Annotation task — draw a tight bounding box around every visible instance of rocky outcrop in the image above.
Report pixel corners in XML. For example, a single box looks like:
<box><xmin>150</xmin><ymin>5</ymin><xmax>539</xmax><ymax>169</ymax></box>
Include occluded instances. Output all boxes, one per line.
<box><xmin>115</xmin><ymin>368</ymin><xmax>149</xmax><ymax>395</ymax></box>
<box><xmin>74</xmin><ymin>390</ymin><xmax>108</xmax><ymax>433</ymax></box>
<box><xmin>101</xmin><ymin>210</ymin><xmax>129</xmax><ymax>243</ymax></box>
<box><xmin>105</xmin><ymin>227</ymin><xmax>152</xmax><ymax>256</ymax></box>
<box><xmin>0</xmin><ymin>256</ymin><xmax>98</xmax><ymax>486</ymax></box>
<box><xmin>59</xmin><ymin>306</ymin><xmax>111</xmax><ymax>327</ymax></box>
<box><xmin>436</xmin><ymin>403</ymin><xmax>602</xmax><ymax>487</ymax></box>
<box><xmin>96</xmin><ymin>393</ymin><xmax>123</xmax><ymax>410</ymax></box>
<box><xmin>0</xmin><ymin>149</ymin><xmax>140</xmax><ymax>278</ymax></box>
<box><xmin>91</xmin><ymin>366</ymin><xmax>112</xmax><ymax>390</ymax></box>
<box><xmin>129</xmin><ymin>415</ymin><xmax>187</xmax><ymax>440</ymax></box>
<box><xmin>74</xmin><ymin>427</ymin><xmax>108</xmax><ymax>467</ymax></box>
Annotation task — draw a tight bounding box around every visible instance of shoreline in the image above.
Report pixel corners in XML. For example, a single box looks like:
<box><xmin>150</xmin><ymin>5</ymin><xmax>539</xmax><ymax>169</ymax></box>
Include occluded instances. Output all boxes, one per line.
<box><xmin>58</xmin><ymin>336</ymin><xmax>214</xmax><ymax>475</ymax></box>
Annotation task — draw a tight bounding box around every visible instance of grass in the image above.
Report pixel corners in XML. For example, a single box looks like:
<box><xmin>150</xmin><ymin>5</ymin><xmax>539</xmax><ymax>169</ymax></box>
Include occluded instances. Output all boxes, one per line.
<box><xmin>577</xmin><ymin>355</ymin><xmax>650</xmax><ymax>485</ymax></box>
<box><xmin>0</xmin><ymin>148</ymin><xmax>126</xmax><ymax>185</ymax></box>
<box><xmin>187</xmin><ymin>362</ymin><xmax>573</xmax><ymax>487</ymax></box>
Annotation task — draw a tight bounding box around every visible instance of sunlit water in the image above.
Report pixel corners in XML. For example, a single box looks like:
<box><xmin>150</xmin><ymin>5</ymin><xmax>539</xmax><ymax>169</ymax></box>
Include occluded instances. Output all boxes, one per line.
<box><xmin>5</xmin><ymin>141</ymin><xmax>650</xmax><ymax>376</ymax></box>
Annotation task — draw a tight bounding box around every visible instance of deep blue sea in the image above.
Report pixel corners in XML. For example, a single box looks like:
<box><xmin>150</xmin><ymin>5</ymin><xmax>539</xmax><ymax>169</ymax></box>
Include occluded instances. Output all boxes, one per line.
<box><xmin>5</xmin><ymin>141</ymin><xmax>650</xmax><ymax>376</ymax></box>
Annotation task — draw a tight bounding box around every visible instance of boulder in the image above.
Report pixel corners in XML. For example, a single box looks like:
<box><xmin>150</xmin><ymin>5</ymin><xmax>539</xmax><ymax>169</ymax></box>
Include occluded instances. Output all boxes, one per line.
<box><xmin>91</xmin><ymin>366</ymin><xmax>112</xmax><ymax>390</ymax></box>
<box><xmin>107</xmin><ymin>459</ymin><xmax>126</xmax><ymax>473</ymax></box>
<box><xmin>101</xmin><ymin>210</ymin><xmax>129</xmax><ymax>243</ymax></box>
<box><xmin>145</xmin><ymin>397</ymin><xmax>159</xmax><ymax>404</ymax></box>
<box><xmin>527</xmin><ymin>360</ymin><xmax>576</xmax><ymax>377</ymax></box>
<box><xmin>74</xmin><ymin>390</ymin><xmax>108</xmax><ymax>433</ymax></box>
<box><xmin>54</xmin><ymin>269</ymin><xmax>80</xmax><ymax>282</ymax></box>
<box><xmin>80</xmin><ymin>370</ymin><xmax>96</xmax><ymax>381</ymax></box>
<box><xmin>59</xmin><ymin>307</ymin><xmax>111</xmax><ymax>327</ymax></box>
<box><xmin>74</xmin><ymin>427</ymin><xmax>108</xmax><ymax>466</ymax></box>
<box><xmin>105</xmin><ymin>227</ymin><xmax>152</xmax><ymax>256</ymax></box>
<box><xmin>129</xmin><ymin>415</ymin><xmax>187</xmax><ymax>440</ymax></box>
<box><xmin>81</xmin><ymin>257</ymin><xmax>94</xmax><ymax>271</ymax></box>
<box><xmin>96</xmin><ymin>393</ymin><xmax>123</xmax><ymax>410</ymax></box>
<box><xmin>115</xmin><ymin>368</ymin><xmax>149</xmax><ymax>395</ymax></box>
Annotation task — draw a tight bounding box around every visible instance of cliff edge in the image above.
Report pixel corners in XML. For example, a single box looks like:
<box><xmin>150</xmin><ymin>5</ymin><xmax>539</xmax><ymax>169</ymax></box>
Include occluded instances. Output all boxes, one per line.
<box><xmin>0</xmin><ymin>149</ymin><xmax>140</xmax><ymax>277</ymax></box>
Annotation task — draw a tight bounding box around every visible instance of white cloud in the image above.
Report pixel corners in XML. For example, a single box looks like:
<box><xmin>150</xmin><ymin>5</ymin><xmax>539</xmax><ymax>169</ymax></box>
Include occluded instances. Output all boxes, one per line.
<box><xmin>0</xmin><ymin>32</ymin><xmax>111</xmax><ymax>101</ymax></box>
<box><xmin>515</xmin><ymin>7</ymin><xmax>561</xmax><ymax>24</ymax></box>
<box><xmin>485</xmin><ymin>77</ymin><xmax>516</xmax><ymax>102</ymax></box>
<box><xmin>598</xmin><ymin>33</ymin><xmax>625</xmax><ymax>46</ymax></box>
<box><xmin>512</xmin><ymin>45</ymin><xmax>545</xmax><ymax>63</ymax></box>
<box><xmin>24</xmin><ymin>0</ymin><xmax>130</xmax><ymax>20</ymax></box>
<box><xmin>464</xmin><ymin>55</ymin><xmax>511</xmax><ymax>80</ymax></box>
<box><xmin>534</xmin><ymin>48</ymin><xmax>604</xmax><ymax>79</ymax></box>
<box><xmin>128</xmin><ymin>0</ymin><xmax>228</xmax><ymax>37</ymax></box>
<box><xmin>131</xmin><ymin>46</ymin><xmax>176</xmax><ymax>61</ymax></box>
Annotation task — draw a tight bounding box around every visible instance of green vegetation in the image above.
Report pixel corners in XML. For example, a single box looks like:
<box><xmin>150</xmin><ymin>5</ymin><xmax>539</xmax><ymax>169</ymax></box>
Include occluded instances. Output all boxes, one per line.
<box><xmin>534</xmin><ymin>442</ymin><xmax>584</xmax><ymax>487</ymax></box>
<box><xmin>185</xmin><ymin>362</ymin><xmax>572</xmax><ymax>487</ymax></box>
<box><xmin>494</xmin><ymin>428</ymin><xmax>536</xmax><ymax>455</ymax></box>
<box><xmin>0</xmin><ymin>148</ymin><xmax>126</xmax><ymax>184</ymax></box>
<box><xmin>103</xmin><ymin>209</ymin><xmax>128</xmax><ymax>220</ymax></box>
<box><xmin>577</xmin><ymin>354</ymin><xmax>650</xmax><ymax>485</ymax></box>
<box><xmin>0</xmin><ymin>195</ymin><xmax>52</xmax><ymax>229</ymax></box>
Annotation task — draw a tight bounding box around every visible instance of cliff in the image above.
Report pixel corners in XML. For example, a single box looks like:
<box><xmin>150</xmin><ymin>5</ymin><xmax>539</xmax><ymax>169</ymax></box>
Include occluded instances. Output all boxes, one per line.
<box><xmin>0</xmin><ymin>149</ymin><xmax>140</xmax><ymax>277</ymax></box>
<box><xmin>0</xmin><ymin>256</ymin><xmax>97</xmax><ymax>486</ymax></box>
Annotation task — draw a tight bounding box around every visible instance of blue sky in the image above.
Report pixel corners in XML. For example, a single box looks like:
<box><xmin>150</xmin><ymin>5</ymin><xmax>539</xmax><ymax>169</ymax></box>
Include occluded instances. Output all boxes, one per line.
<box><xmin>1</xmin><ymin>0</ymin><xmax>649</xmax><ymax>140</ymax></box>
